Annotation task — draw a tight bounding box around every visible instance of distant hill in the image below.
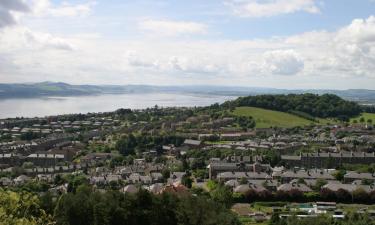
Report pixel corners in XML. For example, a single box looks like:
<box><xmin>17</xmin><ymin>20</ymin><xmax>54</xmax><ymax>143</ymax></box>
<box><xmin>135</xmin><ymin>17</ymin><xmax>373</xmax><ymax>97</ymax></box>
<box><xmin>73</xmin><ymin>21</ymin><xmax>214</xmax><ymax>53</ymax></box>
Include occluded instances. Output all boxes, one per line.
<box><xmin>0</xmin><ymin>82</ymin><xmax>375</xmax><ymax>104</ymax></box>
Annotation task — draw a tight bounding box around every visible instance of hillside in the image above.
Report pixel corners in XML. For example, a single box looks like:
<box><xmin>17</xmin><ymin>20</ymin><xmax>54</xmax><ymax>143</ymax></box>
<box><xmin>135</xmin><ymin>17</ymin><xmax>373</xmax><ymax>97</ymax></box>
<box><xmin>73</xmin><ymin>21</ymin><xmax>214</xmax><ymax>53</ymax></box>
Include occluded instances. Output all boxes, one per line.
<box><xmin>350</xmin><ymin>113</ymin><xmax>375</xmax><ymax>124</ymax></box>
<box><xmin>232</xmin><ymin>107</ymin><xmax>328</xmax><ymax>128</ymax></box>
<box><xmin>224</xmin><ymin>93</ymin><xmax>362</xmax><ymax>118</ymax></box>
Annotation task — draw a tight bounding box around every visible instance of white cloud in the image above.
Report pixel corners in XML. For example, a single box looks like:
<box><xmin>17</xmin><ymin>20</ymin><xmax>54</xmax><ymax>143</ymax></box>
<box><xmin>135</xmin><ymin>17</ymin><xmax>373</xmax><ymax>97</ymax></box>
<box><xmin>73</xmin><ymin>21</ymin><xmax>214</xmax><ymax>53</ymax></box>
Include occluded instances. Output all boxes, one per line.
<box><xmin>30</xmin><ymin>0</ymin><xmax>95</xmax><ymax>17</ymax></box>
<box><xmin>23</xmin><ymin>29</ymin><xmax>74</xmax><ymax>50</ymax></box>
<box><xmin>226</xmin><ymin>0</ymin><xmax>320</xmax><ymax>18</ymax></box>
<box><xmin>124</xmin><ymin>51</ymin><xmax>159</xmax><ymax>68</ymax></box>
<box><xmin>2</xmin><ymin>12</ymin><xmax>375</xmax><ymax>88</ymax></box>
<box><xmin>139</xmin><ymin>19</ymin><xmax>207</xmax><ymax>36</ymax></box>
<box><xmin>261</xmin><ymin>49</ymin><xmax>304</xmax><ymax>75</ymax></box>
<box><xmin>0</xmin><ymin>26</ymin><xmax>74</xmax><ymax>51</ymax></box>
<box><xmin>0</xmin><ymin>0</ymin><xmax>30</xmax><ymax>28</ymax></box>
<box><xmin>165</xmin><ymin>56</ymin><xmax>222</xmax><ymax>74</ymax></box>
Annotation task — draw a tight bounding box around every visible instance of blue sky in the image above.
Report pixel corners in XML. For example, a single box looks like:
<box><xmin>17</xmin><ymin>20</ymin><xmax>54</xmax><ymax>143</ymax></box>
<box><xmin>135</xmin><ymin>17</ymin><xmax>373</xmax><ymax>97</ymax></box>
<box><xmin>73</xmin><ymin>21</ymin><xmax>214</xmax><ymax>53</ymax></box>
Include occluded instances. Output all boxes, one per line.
<box><xmin>1</xmin><ymin>0</ymin><xmax>375</xmax><ymax>89</ymax></box>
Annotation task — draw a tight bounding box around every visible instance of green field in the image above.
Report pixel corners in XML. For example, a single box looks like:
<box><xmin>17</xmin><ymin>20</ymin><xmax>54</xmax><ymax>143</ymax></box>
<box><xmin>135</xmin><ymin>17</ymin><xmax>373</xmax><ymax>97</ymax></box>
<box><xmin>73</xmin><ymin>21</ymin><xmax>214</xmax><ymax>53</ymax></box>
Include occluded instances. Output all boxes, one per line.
<box><xmin>350</xmin><ymin>112</ymin><xmax>375</xmax><ymax>123</ymax></box>
<box><xmin>233</xmin><ymin>107</ymin><xmax>326</xmax><ymax>128</ymax></box>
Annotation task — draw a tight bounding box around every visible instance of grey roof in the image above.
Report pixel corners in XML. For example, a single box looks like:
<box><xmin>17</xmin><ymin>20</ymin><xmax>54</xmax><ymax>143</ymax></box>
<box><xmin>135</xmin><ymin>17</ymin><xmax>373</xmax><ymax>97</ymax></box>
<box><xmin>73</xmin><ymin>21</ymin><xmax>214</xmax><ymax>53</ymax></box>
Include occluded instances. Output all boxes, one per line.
<box><xmin>301</xmin><ymin>152</ymin><xmax>375</xmax><ymax>158</ymax></box>
<box><xmin>234</xmin><ymin>184</ymin><xmax>267</xmax><ymax>193</ymax></box>
<box><xmin>148</xmin><ymin>183</ymin><xmax>164</xmax><ymax>194</ymax></box>
<box><xmin>217</xmin><ymin>172</ymin><xmax>269</xmax><ymax>180</ymax></box>
<box><xmin>123</xmin><ymin>185</ymin><xmax>139</xmax><ymax>194</ymax></box>
<box><xmin>281</xmin><ymin>155</ymin><xmax>301</xmax><ymax>160</ymax></box>
<box><xmin>344</xmin><ymin>171</ymin><xmax>375</xmax><ymax>180</ymax></box>
<box><xmin>289</xmin><ymin>179</ymin><xmax>341</xmax><ymax>187</ymax></box>
<box><xmin>209</xmin><ymin>162</ymin><xmax>270</xmax><ymax>171</ymax></box>
<box><xmin>225</xmin><ymin>179</ymin><xmax>239</xmax><ymax>187</ymax></box>
<box><xmin>249</xmin><ymin>179</ymin><xmax>279</xmax><ymax>187</ymax></box>
<box><xmin>183</xmin><ymin>139</ymin><xmax>201</xmax><ymax>146</ymax></box>
<box><xmin>280</xmin><ymin>170</ymin><xmax>335</xmax><ymax>180</ymax></box>
<box><xmin>323</xmin><ymin>183</ymin><xmax>375</xmax><ymax>193</ymax></box>
<box><xmin>277</xmin><ymin>183</ymin><xmax>312</xmax><ymax>192</ymax></box>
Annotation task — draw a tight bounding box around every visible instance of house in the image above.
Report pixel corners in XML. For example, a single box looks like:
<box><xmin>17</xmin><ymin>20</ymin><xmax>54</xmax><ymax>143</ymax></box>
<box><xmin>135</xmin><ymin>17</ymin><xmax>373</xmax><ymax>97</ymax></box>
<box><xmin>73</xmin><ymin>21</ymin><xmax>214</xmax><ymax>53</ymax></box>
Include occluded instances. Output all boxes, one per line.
<box><xmin>322</xmin><ymin>183</ymin><xmax>375</xmax><ymax>193</ymax></box>
<box><xmin>0</xmin><ymin>177</ymin><xmax>13</xmax><ymax>186</ymax></box>
<box><xmin>217</xmin><ymin>171</ymin><xmax>270</xmax><ymax>182</ymax></box>
<box><xmin>343</xmin><ymin>171</ymin><xmax>375</xmax><ymax>183</ymax></box>
<box><xmin>225</xmin><ymin>179</ymin><xmax>240</xmax><ymax>187</ymax></box>
<box><xmin>106</xmin><ymin>174</ymin><xmax>122</xmax><ymax>183</ymax></box>
<box><xmin>122</xmin><ymin>184</ymin><xmax>139</xmax><ymax>194</ymax></box>
<box><xmin>26</xmin><ymin>153</ymin><xmax>65</xmax><ymax>167</ymax></box>
<box><xmin>161</xmin><ymin>184</ymin><xmax>189</xmax><ymax>196</ymax></box>
<box><xmin>14</xmin><ymin>175</ymin><xmax>31</xmax><ymax>185</ymax></box>
<box><xmin>281</xmin><ymin>152</ymin><xmax>375</xmax><ymax>168</ymax></box>
<box><xmin>279</xmin><ymin>169</ymin><xmax>335</xmax><ymax>183</ymax></box>
<box><xmin>233</xmin><ymin>183</ymin><xmax>267</xmax><ymax>194</ymax></box>
<box><xmin>277</xmin><ymin>183</ymin><xmax>312</xmax><ymax>193</ymax></box>
<box><xmin>90</xmin><ymin>176</ymin><xmax>106</xmax><ymax>185</ymax></box>
<box><xmin>314</xmin><ymin>202</ymin><xmax>337</xmax><ymax>212</ymax></box>
<box><xmin>148</xmin><ymin>183</ymin><xmax>164</xmax><ymax>194</ymax></box>
<box><xmin>150</xmin><ymin>172</ymin><xmax>163</xmax><ymax>183</ymax></box>
<box><xmin>183</xmin><ymin>139</ymin><xmax>202</xmax><ymax>148</ymax></box>
<box><xmin>208</xmin><ymin>162</ymin><xmax>271</xmax><ymax>179</ymax></box>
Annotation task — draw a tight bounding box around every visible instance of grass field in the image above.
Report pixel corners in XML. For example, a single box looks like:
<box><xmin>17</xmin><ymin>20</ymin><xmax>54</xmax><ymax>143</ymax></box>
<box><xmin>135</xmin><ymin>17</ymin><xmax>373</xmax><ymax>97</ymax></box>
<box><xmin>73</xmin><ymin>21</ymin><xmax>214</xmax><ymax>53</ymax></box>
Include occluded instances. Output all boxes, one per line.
<box><xmin>232</xmin><ymin>107</ymin><xmax>328</xmax><ymax>128</ymax></box>
<box><xmin>350</xmin><ymin>112</ymin><xmax>375</xmax><ymax>123</ymax></box>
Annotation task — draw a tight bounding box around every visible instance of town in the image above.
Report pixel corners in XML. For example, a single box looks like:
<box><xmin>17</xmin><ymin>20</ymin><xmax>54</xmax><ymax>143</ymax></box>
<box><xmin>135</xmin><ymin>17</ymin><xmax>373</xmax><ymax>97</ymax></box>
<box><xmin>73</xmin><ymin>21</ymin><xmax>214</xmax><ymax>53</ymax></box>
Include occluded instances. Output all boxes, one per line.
<box><xmin>1</xmin><ymin>94</ymin><xmax>375</xmax><ymax>225</ymax></box>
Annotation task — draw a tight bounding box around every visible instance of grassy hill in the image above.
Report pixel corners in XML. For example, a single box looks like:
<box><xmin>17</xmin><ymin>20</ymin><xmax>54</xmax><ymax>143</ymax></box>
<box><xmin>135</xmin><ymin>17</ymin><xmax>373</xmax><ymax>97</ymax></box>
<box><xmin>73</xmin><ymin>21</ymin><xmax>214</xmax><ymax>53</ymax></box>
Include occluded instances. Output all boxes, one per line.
<box><xmin>232</xmin><ymin>107</ymin><xmax>329</xmax><ymax>128</ymax></box>
<box><xmin>350</xmin><ymin>113</ymin><xmax>375</xmax><ymax>123</ymax></box>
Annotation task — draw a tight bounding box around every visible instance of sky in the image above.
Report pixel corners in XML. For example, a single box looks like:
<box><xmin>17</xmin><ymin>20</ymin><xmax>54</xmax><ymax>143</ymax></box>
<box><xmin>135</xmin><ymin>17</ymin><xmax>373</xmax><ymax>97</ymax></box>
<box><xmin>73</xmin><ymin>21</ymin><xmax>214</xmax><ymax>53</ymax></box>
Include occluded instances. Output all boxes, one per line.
<box><xmin>0</xmin><ymin>0</ymin><xmax>375</xmax><ymax>89</ymax></box>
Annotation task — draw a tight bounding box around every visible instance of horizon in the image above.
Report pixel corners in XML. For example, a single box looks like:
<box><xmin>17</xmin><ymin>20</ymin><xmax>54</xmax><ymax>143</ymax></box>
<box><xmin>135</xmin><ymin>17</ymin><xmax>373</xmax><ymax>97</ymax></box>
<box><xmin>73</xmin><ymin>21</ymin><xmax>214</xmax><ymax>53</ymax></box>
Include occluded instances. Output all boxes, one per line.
<box><xmin>2</xmin><ymin>81</ymin><xmax>375</xmax><ymax>91</ymax></box>
<box><xmin>0</xmin><ymin>1</ymin><xmax>375</xmax><ymax>89</ymax></box>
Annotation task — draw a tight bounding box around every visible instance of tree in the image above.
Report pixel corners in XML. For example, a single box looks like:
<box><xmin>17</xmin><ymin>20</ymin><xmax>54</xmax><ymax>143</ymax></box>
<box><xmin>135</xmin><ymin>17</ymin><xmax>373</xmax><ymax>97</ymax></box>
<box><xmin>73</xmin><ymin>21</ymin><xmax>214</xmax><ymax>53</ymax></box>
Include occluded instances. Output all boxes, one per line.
<box><xmin>244</xmin><ymin>189</ymin><xmax>258</xmax><ymax>202</ymax></box>
<box><xmin>116</xmin><ymin>134</ymin><xmax>137</xmax><ymax>156</ymax></box>
<box><xmin>335</xmin><ymin>188</ymin><xmax>351</xmax><ymax>203</ymax></box>
<box><xmin>313</xmin><ymin>179</ymin><xmax>327</xmax><ymax>191</ymax></box>
<box><xmin>0</xmin><ymin>189</ymin><xmax>52</xmax><ymax>225</ymax></box>
<box><xmin>162</xmin><ymin>169</ymin><xmax>171</xmax><ymax>181</ymax></box>
<box><xmin>353</xmin><ymin>188</ymin><xmax>369</xmax><ymax>203</ymax></box>
<box><xmin>239</xmin><ymin>177</ymin><xmax>248</xmax><ymax>185</ymax></box>
<box><xmin>320</xmin><ymin>188</ymin><xmax>336</xmax><ymax>201</ymax></box>
<box><xmin>210</xmin><ymin>185</ymin><xmax>233</xmax><ymax>208</ymax></box>
<box><xmin>181</xmin><ymin>174</ymin><xmax>193</xmax><ymax>188</ymax></box>
<box><xmin>288</xmin><ymin>189</ymin><xmax>303</xmax><ymax>201</ymax></box>
<box><xmin>333</xmin><ymin>170</ymin><xmax>345</xmax><ymax>181</ymax></box>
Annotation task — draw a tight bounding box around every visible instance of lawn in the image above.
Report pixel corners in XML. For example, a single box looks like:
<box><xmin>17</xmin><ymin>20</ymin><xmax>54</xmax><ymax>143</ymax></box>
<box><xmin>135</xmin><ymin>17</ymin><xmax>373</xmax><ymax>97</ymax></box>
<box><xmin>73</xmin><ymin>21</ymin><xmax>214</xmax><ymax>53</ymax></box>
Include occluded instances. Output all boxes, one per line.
<box><xmin>232</xmin><ymin>107</ymin><xmax>320</xmax><ymax>128</ymax></box>
<box><xmin>350</xmin><ymin>113</ymin><xmax>375</xmax><ymax>124</ymax></box>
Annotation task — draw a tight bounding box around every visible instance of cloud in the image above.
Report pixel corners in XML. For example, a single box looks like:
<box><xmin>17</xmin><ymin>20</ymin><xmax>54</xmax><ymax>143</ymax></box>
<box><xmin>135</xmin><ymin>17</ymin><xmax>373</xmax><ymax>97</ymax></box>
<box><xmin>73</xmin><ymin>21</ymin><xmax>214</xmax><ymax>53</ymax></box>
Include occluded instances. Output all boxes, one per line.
<box><xmin>0</xmin><ymin>0</ymin><xmax>30</xmax><ymax>28</ymax></box>
<box><xmin>139</xmin><ymin>19</ymin><xmax>207</xmax><ymax>36</ymax></box>
<box><xmin>30</xmin><ymin>0</ymin><xmax>95</xmax><ymax>17</ymax></box>
<box><xmin>226</xmin><ymin>0</ymin><xmax>320</xmax><ymax>18</ymax></box>
<box><xmin>262</xmin><ymin>49</ymin><xmax>304</xmax><ymax>75</ymax></box>
<box><xmin>0</xmin><ymin>27</ymin><xmax>74</xmax><ymax>51</ymax></box>
<box><xmin>165</xmin><ymin>56</ymin><xmax>222</xmax><ymax>74</ymax></box>
<box><xmin>124</xmin><ymin>51</ymin><xmax>159</xmax><ymax>68</ymax></box>
<box><xmin>0</xmin><ymin>0</ymin><xmax>95</xmax><ymax>29</ymax></box>
<box><xmin>2</xmin><ymin>14</ymin><xmax>375</xmax><ymax>88</ymax></box>
<box><xmin>23</xmin><ymin>29</ymin><xmax>74</xmax><ymax>51</ymax></box>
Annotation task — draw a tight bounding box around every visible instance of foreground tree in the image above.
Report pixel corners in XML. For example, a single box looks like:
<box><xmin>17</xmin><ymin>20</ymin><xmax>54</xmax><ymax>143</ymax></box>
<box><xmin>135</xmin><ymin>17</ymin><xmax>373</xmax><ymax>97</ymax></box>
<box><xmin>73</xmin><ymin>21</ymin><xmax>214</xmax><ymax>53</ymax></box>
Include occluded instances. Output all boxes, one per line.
<box><xmin>0</xmin><ymin>189</ymin><xmax>53</xmax><ymax>225</ymax></box>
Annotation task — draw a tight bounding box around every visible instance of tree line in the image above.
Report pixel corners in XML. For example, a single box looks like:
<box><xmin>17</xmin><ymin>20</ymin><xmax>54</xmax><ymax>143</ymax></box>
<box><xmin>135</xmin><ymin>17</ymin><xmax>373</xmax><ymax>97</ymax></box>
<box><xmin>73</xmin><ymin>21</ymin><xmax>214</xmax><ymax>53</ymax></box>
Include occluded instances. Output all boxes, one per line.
<box><xmin>222</xmin><ymin>93</ymin><xmax>362</xmax><ymax>118</ymax></box>
<box><xmin>0</xmin><ymin>185</ymin><xmax>240</xmax><ymax>225</ymax></box>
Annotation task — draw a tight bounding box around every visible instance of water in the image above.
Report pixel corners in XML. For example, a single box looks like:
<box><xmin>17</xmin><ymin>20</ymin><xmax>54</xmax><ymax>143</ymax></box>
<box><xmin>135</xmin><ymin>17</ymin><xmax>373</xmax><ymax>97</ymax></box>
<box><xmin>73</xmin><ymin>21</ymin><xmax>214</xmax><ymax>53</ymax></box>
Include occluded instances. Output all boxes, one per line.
<box><xmin>0</xmin><ymin>93</ymin><xmax>236</xmax><ymax>119</ymax></box>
